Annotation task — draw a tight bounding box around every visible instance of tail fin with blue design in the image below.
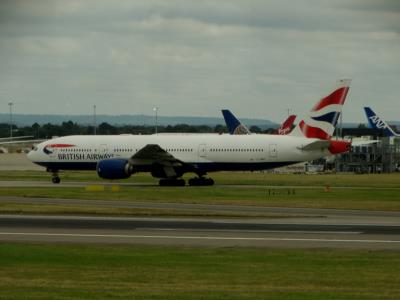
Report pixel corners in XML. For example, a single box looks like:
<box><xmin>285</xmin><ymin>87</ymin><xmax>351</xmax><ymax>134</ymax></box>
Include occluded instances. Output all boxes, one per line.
<box><xmin>222</xmin><ymin>109</ymin><xmax>251</xmax><ymax>135</ymax></box>
<box><xmin>290</xmin><ymin>79</ymin><xmax>351</xmax><ymax>140</ymax></box>
<box><xmin>364</xmin><ymin>107</ymin><xmax>399</xmax><ymax>137</ymax></box>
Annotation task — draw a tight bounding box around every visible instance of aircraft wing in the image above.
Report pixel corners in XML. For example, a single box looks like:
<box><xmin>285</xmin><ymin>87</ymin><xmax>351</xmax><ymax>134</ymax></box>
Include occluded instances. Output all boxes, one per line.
<box><xmin>129</xmin><ymin>144</ymin><xmax>190</xmax><ymax>178</ymax></box>
<box><xmin>129</xmin><ymin>144</ymin><xmax>181</xmax><ymax>165</ymax></box>
<box><xmin>298</xmin><ymin>140</ymin><xmax>331</xmax><ymax>151</ymax></box>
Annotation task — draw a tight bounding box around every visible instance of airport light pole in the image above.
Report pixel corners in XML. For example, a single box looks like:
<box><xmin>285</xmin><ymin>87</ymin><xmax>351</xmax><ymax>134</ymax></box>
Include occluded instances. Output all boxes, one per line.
<box><xmin>153</xmin><ymin>107</ymin><xmax>158</xmax><ymax>134</ymax></box>
<box><xmin>8</xmin><ymin>102</ymin><xmax>13</xmax><ymax>139</ymax></box>
<box><xmin>286</xmin><ymin>108</ymin><xmax>291</xmax><ymax>117</ymax></box>
<box><xmin>93</xmin><ymin>105</ymin><xmax>97</xmax><ymax>135</ymax></box>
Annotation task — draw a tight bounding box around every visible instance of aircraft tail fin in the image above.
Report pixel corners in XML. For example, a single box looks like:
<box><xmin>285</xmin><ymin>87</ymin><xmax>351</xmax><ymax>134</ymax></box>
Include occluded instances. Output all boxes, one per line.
<box><xmin>277</xmin><ymin>115</ymin><xmax>296</xmax><ymax>135</ymax></box>
<box><xmin>364</xmin><ymin>107</ymin><xmax>399</xmax><ymax>137</ymax></box>
<box><xmin>221</xmin><ymin>109</ymin><xmax>251</xmax><ymax>135</ymax></box>
<box><xmin>290</xmin><ymin>79</ymin><xmax>351</xmax><ymax>140</ymax></box>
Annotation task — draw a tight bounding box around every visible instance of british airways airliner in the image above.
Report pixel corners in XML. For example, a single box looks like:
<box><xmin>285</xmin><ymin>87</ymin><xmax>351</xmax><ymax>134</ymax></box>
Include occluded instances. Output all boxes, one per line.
<box><xmin>28</xmin><ymin>80</ymin><xmax>351</xmax><ymax>186</ymax></box>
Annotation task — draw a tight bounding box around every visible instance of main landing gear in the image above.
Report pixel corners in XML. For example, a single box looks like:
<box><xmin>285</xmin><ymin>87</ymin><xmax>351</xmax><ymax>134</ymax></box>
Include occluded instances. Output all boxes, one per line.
<box><xmin>48</xmin><ymin>169</ymin><xmax>61</xmax><ymax>184</ymax></box>
<box><xmin>188</xmin><ymin>177</ymin><xmax>214</xmax><ymax>186</ymax></box>
<box><xmin>159</xmin><ymin>178</ymin><xmax>186</xmax><ymax>186</ymax></box>
<box><xmin>158</xmin><ymin>177</ymin><xmax>215</xmax><ymax>186</ymax></box>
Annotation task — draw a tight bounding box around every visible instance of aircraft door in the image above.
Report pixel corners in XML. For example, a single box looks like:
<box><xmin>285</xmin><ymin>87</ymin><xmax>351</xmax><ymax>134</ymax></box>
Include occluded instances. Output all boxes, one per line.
<box><xmin>269</xmin><ymin>144</ymin><xmax>278</xmax><ymax>158</ymax></box>
<box><xmin>198</xmin><ymin>144</ymin><xmax>207</xmax><ymax>158</ymax></box>
<box><xmin>100</xmin><ymin>144</ymin><xmax>108</xmax><ymax>154</ymax></box>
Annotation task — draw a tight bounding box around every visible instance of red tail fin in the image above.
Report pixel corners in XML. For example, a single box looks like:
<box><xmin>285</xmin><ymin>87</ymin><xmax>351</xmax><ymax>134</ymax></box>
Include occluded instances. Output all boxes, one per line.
<box><xmin>290</xmin><ymin>79</ymin><xmax>351</xmax><ymax>139</ymax></box>
<box><xmin>277</xmin><ymin>115</ymin><xmax>296</xmax><ymax>135</ymax></box>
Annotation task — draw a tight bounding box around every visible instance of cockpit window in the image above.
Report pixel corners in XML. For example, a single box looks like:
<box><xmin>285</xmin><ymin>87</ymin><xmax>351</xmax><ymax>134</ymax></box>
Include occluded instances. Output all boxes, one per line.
<box><xmin>32</xmin><ymin>146</ymin><xmax>38</xmax><ymax>151</ymax></box>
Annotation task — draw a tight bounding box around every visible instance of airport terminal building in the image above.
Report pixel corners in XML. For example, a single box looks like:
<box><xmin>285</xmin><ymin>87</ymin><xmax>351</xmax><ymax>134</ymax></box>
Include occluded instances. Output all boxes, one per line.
<box><xmin>335</xmin><ymin>128</ymin><xmax>400</xmax><ymax>173</ymax></box>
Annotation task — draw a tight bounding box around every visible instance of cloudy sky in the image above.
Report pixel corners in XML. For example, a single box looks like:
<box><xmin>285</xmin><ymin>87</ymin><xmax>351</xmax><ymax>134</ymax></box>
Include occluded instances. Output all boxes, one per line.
<box><xmin>0</xmin><ymin>0</ymin><xmax>399</xmax><ymax>123</ymax></box>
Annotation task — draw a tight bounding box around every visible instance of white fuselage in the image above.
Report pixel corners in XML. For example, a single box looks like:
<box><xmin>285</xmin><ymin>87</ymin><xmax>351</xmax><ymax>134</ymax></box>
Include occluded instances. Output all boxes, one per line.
<box><xmin>28</xmin><ymin>134</ymin><xmax>332</xmax><ymax>174</ymax></box>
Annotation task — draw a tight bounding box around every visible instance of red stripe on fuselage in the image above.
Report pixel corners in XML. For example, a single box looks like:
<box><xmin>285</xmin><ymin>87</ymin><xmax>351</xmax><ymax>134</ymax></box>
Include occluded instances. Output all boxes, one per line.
<box><xmin>46</xmin><ymin>144</ymin><xmax>75</xmax><ymax>148</ymax></box>
<box><xmin>311</xmin><ymin>87</ymin><xmax>349</xmax><ymax>111</ymax></box>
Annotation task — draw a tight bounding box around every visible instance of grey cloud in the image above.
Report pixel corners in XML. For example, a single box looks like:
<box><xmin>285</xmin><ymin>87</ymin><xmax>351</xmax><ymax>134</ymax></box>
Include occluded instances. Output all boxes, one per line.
<box><xmin>0</xmin><ymin>1</ymin><xmax>399</xmax><ymax>122</ymax></box>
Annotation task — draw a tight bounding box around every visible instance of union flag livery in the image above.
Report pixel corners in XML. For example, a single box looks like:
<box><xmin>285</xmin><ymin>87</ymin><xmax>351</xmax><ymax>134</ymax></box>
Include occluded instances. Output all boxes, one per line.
<box><xmin>290</xmin><ymin>79</ymin><xmax>351</xmax><ymax>140</ymax></box>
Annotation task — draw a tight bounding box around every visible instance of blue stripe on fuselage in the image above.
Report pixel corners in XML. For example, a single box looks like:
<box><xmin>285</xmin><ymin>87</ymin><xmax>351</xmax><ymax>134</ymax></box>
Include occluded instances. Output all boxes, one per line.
<box><xmin>35</xmin><ymin>161</ymin><xmax>300</xmax><ymax>173</ymax></box>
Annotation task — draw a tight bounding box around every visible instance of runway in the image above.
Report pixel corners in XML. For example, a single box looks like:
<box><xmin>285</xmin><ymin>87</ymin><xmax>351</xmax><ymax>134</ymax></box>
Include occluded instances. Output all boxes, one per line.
<box><xmin>2</xmin><ymin>195</ymin><xmax>400</xmax><ymax>221</ymax></box>
<box><xmin>1</xmin><ymin>213</ymin><xmax>400</xmax><ymax>250</ymax></box>
<box><xmin>2</xmin><ymin>179</ymin><xmax>400</xmax><ymax>190</ymax></box>
<box><xmin>1</xmin><ymin>176</ymin><xmax>400</xmax><ymax>249</ymax></box>
<box><xmin>0</xmin><ymin>153</ymin><xmax>43</xmax><ymax>171</ymax></box>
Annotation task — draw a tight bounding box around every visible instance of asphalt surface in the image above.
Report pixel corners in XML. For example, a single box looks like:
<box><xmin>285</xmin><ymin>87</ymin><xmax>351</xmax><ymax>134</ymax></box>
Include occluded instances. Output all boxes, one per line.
<box><xmin>1</xmin><ymin>175</ymin><xmax>400</xmax><ymax>249</ymax></box>
<box><xmin>2</xmin><ymin>195</ymin><xmax>400</xmax><ymax>221</ymax></box>
<box><xmin>2</xmin><ymin>180</ymin><xmax>400</xmax><ymax>191</ymax></box>
<box><xmin>0</xmin><ymin>153</ymin><xmax>43</xmax><ymax>171</ymax></box>
<box><xmin>1</xmin><ymin>207</ymin><xmax>400</xmax><ymax>249</ymax></box>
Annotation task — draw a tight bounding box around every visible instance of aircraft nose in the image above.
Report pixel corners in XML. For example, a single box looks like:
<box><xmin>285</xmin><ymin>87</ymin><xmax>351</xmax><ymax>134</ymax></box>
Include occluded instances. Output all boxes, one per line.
<box><xmin>27</xmin><ymin>150</ymin><xmax>34</xmax><ymax>161</ymax></box>
<box><xmin>27</xmin><ymin>147</ymin><xmax>40</xmax><ymax>162</ymax></box>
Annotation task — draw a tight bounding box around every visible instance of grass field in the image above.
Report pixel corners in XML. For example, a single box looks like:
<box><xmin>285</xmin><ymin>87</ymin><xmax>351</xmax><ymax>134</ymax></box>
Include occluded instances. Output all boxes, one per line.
<box><xmin>1</xmin><ymin>170</ymin><xmax>400</xmax><ymax>187</ymax></box>
<box><xmin>0</xmin><ymin>243</ymin><xmax>399</xmax><ymax>300</ymax></box>
<box><xmin>1</xmin><ymin>184</ymin><xmax>400</xmax><ymax>213</ymax></box>
<box><xmin>1</xmin><ymin>171</ymin><xmax>400</xmax><ymax>214</ymax></box>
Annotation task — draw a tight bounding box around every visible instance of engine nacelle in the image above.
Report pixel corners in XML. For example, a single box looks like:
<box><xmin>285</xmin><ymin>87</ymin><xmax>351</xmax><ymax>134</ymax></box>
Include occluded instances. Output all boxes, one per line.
<box><xmin>96</xmin><ymin>159</ymin><xmax>133</xmax><ymax>180</ymax></box>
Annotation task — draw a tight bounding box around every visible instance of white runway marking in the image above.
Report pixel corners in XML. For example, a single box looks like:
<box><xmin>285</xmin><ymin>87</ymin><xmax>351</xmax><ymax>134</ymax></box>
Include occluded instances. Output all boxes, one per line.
<box><xmin>154</xmin><ymin>228</ymin><xmax>362</xmax><ymax>235</ymax></box>
<box><xmin>0</xmin><ymin>232</ymin><xmax>399</xmax><ymax>244</ymax></box>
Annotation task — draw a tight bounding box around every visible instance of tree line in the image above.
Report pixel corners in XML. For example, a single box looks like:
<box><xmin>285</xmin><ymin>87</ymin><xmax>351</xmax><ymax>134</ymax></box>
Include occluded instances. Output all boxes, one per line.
<box><xmin>0</xmin><ymin>122</ymin><xmax>270</xmax><ymax>139</ymax></box>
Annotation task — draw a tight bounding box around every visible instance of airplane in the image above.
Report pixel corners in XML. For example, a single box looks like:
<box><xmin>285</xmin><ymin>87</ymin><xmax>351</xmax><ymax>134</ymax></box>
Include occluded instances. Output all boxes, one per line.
<box><xmin>0</xmin><ymin>136</ymin><xmax>44</xmax><ymax>145</ymax></box>
<box><xmin>27</xmin><ymin>79</ymin><xmax>352</xmax><ymax>186</ymax></box>
<box><xmin>277</xmin><ymin>115</ymin><xmax>297</xmax><ymax>135</ymax></box>
<box><xmin>364</xmin><ymin>107</ymin><xmax>399</xmax><ymax>137</ymax></box>
<box><xmin>221</xmin><ymin>109</ymin><xmax>296</xmax><ymax>135</ymax></box>
<box><xmin>221</xmin><ymin>110</ymin><xmax>251</xmax><ymax>134</ymax></box>
<box><xmin>0</xmin><ymin>136</ymin><xmax>34</xmax><ymax>141</ymax></box>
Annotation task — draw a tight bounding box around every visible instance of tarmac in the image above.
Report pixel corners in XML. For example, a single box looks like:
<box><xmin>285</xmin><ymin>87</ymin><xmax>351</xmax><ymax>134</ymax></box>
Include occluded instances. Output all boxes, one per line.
<box><xmin>1</xmin><ymin>195</ymin><xmax>400</xmax><ymax>249</ymax></box>
<box><xmin>0</xmin><ymin>153</ymin><xmax>399</xmax><ymax>249</ymax></box>
<box><xmin>0</xmin><ymin>153</ymin><xmax>44</xmax><ymax>171</ymax></box>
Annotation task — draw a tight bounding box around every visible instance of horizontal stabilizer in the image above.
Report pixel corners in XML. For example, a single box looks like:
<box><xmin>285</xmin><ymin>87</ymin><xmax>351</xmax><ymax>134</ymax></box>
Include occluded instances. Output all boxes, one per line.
<box><xmin>298</xmin><ymin>140</ymin><xmax>330</xmax><ymax>151</ymax></box>
<box><xmin>351</xmin><ymin>140</ymin><xmax>380</xmax><ymax>146</ymax></box>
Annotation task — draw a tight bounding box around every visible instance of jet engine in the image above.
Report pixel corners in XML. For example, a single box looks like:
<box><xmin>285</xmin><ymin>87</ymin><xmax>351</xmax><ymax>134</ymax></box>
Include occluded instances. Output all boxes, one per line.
<box><xmin>96</xmin><ymin>159</ymin><xmax>134</xmax><ymax>180</ymax></box>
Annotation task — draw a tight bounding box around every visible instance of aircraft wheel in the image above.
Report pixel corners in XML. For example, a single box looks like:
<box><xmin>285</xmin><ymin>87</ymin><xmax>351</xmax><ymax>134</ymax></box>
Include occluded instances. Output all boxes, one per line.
<box><xmin>205</xmin><ymin>178</ymin><xmax>214</xmax><ymax>186</ymax></box>
<box><xmin>188</xmin><ymin>178</ymin><xmax>197</xmax><ymax>186</ymax></box>
<box><xmin>188</xmin><ymin>177</ymin><xmax>214</xmax><ymax>186</ymax></box>
<box><xmin>176</xmin><ymin>179</ymin><xmax>186</xmax><ymax>186</ymax></box>
<box><xmin>159</xmin><ymin>178</ymin><xmax>186</xmax><ymax>186</ymax></box>
<box><xmin>52</xmin><ymin>176</ymin><xmax>61</xmax><ymax>184</ymax></box>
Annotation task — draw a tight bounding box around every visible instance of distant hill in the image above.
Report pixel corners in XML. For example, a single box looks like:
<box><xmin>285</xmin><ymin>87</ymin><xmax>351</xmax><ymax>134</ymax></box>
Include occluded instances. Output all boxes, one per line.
<box><xmin>0</xmin><ymin>114</ymin><xmax>277</xmax><ymax>129</ymax></box>
<box><xmin>2</xmin><ymin>114</ymin><xmax>395</xmax><ymax>129</ymax></box>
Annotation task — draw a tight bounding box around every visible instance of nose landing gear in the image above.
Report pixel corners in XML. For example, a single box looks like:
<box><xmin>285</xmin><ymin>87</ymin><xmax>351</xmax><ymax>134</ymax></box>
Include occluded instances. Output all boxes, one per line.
<box><xmin>51</xmin><ymin>176</ymin><xmax>61</xmax><ymax>184</ymax></box>
<box><xmin>47</xmin><ymin>168</ymin><xmax>61</xmax><ymax>184</ymax></box>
